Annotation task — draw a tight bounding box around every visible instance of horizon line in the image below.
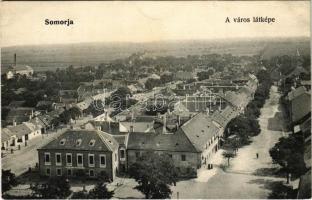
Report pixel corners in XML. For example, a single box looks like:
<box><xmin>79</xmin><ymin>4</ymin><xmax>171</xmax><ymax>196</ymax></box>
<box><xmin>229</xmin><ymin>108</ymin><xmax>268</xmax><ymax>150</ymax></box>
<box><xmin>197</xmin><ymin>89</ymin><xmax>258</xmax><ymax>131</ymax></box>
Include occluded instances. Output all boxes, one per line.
<box><xmin>2</xmin><ymin>35</ymin><xmax>310</xmax><ymax>49</ymax></box>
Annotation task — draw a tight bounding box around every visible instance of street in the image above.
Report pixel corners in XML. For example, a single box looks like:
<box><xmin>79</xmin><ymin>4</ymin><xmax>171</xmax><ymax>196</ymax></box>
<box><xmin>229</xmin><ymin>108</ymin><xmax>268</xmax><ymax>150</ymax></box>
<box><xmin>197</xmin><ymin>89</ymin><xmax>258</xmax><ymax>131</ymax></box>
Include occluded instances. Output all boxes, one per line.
<box><xmin>170</xmin><ymin>85</ymin><xmax>290</xmax><ymax>199</ymax></box>
<box><xmin>109</xmin><ymin>85</ymin><xmax>292</xmax><ymax>199</ymax></box>
<box><xmin>2</xmin><ymin>128</ymin><xmax>67</xmax><ymax>176</ymax></box>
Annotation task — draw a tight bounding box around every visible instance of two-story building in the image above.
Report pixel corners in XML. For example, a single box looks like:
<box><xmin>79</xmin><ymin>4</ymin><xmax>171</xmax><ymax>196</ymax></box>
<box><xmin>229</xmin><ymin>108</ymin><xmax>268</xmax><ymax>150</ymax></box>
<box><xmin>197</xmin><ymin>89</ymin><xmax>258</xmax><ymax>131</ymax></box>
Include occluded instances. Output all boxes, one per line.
<box><xmin>37</xmin><ymin>130</ymin><xmax>119</xmax><ymax>181</ymax></box>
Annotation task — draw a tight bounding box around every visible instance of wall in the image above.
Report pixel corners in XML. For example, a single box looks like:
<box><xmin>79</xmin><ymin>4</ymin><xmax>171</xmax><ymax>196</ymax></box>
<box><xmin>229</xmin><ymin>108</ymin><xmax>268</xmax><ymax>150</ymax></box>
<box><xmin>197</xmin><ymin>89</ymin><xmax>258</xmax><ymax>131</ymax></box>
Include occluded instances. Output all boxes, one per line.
<box><xmin>38</xmin><ymin>149</ymin><xmax>115</xmax><ymax>181</ymax></box>
<box><xmin>127</xmin><ymin>149</ymin><xmax>200</xmax><ymax>176</ymax></box>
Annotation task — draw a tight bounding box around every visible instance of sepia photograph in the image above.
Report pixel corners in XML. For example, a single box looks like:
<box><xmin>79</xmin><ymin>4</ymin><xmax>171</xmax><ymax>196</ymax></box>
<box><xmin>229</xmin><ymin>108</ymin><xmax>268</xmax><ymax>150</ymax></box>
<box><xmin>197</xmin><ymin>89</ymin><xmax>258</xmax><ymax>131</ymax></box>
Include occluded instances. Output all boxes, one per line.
<box><xmin>0</xmin><ymin>1</ymin><xmax>311</xmax><ymax>199</ymax></box>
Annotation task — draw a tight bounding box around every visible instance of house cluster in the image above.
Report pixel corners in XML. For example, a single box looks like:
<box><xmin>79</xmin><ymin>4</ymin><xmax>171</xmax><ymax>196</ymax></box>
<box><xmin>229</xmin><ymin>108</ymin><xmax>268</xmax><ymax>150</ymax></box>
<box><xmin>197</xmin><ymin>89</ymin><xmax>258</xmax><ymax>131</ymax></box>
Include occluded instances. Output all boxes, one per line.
<box><xmin>1</xmin><ymin>107</ymin><xmax>65</xmax><ymax>151</ymax></box>
<box><xmin>37</xmin><ymin>74</ymin><xmax>258</xmax><ymax>180</ymax></box>
<box><xmin>279</xmin><ymin>60</ymin><xmax>311</xmax><ymax>199</ymax></box>
<box><xmin>5</xmin><ymin>54</ymin><xmax>34</xmax><ymax>79</ymax></box>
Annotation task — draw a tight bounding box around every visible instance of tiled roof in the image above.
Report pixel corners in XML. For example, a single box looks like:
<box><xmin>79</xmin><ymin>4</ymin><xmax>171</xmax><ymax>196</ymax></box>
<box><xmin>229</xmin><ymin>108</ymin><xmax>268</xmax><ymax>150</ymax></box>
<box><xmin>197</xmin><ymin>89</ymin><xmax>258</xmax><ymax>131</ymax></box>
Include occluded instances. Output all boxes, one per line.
<box><xmin>23</xmin><ymin>121</ymin><xmax>42</xmax><ymax>132</ymax></box>
<box><xmin>291</xmin><ymin>92</ymin><xmax>311</xmax><ymax>123</ymax></box>
<box><xmin>288</xmin><ymin>86</ymin><xmax>307</xmax><ymax>101</ymax></box>
<box><xmin>1</xmin><ymin>128</ymin><xmax>14</xmax><ymax>142</ymax></box>
<box><xmin>223</xmin><ymin>91</ymin><xmax>247</xmax><ymax>108</ymax></box>
<box><xmin>91</xmin><ymin>121</ymin><xmax>121</xmax><ymax>135</ymax></box>
<box><xmin>12</xmin><ymin>65</ymin><xmax>33</xmax><ymax>72</ymax></box>
<box><xmin>181</xmin><ymin>113</ymin><xmax>221</xmax><ymax>152</ymax></box>
<box><xmin>112</xmin><ymin>135</ymin><xmax>127</xmax><ymax>146</ymax></box>
<box><xmin>39</xmin><ymin>130</ymin><xmax>118</xmax><ymax>152</ymax></box>
<box><xmin>120</xmin><ymin>121</ymin><xmax>154</xmax><ymax>133</ymax></box>
<box><xmin>29</xmin><ymin>117</ymin><xmax>46</xmax><ymax>128</ymax></box>
<box><xmin>7</xmin><ymin>123</ymin><xmax>32</xmax><ymax>138</ymax></box>
<box><xmin>211</xmin><ymin>106</ymin><xmax>239</xmax><ymax>128</ymax></box>
<box><xmin>8</xmin><ymin>101</ymin><xmax>25</xmax><ymax>108</ymax></box>
<box><xmin>5</xmin><ymin>107</ymin><xmax>34</xmax><ymax>124</ymax></box>
<box><xmin>127</xmin><ymin>131</ymin><xmax>198</xmax><ymax>153</ymax></box>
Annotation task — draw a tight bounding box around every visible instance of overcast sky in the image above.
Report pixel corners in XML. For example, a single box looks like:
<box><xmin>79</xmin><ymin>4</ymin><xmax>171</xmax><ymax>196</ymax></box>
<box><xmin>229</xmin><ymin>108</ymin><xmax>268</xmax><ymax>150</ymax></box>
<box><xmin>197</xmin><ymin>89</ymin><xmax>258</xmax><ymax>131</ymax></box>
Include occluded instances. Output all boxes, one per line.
<box><xmin>0</xmin><ymin>1</ymin><xmax>310</xmax><ymax>47</ymax></box>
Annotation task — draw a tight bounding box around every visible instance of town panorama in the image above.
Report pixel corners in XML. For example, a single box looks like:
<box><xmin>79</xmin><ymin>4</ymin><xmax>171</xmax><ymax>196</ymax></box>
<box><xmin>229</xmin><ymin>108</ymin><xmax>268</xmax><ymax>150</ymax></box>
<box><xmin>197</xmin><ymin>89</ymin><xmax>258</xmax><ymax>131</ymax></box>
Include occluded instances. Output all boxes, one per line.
<box><xmin>1</xmin><ymin>38</ymin><xmax>311</xmax><ymax>199</ymax></box>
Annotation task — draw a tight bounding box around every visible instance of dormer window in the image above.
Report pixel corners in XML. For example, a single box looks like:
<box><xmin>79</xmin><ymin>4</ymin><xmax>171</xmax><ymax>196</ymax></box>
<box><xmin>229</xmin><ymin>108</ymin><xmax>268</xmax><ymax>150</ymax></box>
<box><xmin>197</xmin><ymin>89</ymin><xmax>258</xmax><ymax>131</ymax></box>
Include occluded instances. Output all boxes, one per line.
<box><xmin>60</xmin><ymin>139</ymin><xmax>66</xmax><ymax>145</ymax></box>
<box><xmin>89</xmin><ymin>139</ymin><xmax>95</xmax><ymax>146</ymax></box>
<box><xmin>76</xmin><ymin>139</ymin><xmax>82</xmax><ymax>146</ymax></box>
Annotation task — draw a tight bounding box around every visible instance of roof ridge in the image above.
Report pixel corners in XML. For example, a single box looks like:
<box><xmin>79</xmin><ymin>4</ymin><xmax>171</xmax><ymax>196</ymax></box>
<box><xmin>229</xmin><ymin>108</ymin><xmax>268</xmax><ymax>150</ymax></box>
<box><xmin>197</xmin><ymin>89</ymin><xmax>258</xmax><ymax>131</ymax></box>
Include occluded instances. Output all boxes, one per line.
<box><xmin>96</xmin><ymin>130</ymin><xmax>117</xmax><ymax>152</ymax></box>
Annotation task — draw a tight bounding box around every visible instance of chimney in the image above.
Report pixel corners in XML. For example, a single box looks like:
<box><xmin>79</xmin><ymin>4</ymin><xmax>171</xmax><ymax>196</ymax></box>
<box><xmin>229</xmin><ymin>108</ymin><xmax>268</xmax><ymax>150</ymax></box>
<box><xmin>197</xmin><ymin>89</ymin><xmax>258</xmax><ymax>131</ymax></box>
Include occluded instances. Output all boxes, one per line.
<box><xmin>13</xmin><ymin>119</ymin><xmax>17</xmax><ymax>126</ymax></box>
<box><xmin>162</xmin><ymin>114</ymin><xmax>167</xmax><ymax>134</ymax></box>
<box><xmin>176</xmin><ymin>115</ymin><xmax>181</xmax><ymax>125</ymax></box>
<box><xmin>14</xmin><ymin>54</ymin><xmax>17</xmax><ymax>66</ymax></box>
<box><xmin>108</xmin><ymin>120</ymin><xmax>111</xmax><ymax>132</ymax></box>
<box><xmin>131</xmin><ymin>112</ymin><xmax>134</xmax><ymax>122</ymax></box>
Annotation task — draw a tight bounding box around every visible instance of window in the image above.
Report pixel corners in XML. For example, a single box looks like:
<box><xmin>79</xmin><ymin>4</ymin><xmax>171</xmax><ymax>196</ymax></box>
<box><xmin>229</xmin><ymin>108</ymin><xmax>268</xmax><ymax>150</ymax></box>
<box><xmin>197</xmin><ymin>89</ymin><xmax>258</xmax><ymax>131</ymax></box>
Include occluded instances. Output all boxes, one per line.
<box><xmin>88</xmin><ymin>154</ymin><xmax>95</xmax><ymax>167</ymax></box>
<box><xmin>60</xmin><ymin>139</ymin><xmax>66</xmax><ymax>145</ymax></box>
<box><xmin>135</xmin><ymin>152</ymin><xmax>140</xmax><ymax>158</ymax></box>
<box><xmin>120</xmin><ymin>149</ymin><xmax>125</xmax><ymax>159</ymax></box>
<box><xmin>46</xmin><ymin>168</ymin><xmax>50</xmax><ymax>176</ymax></box>
<box><xmin>55</xmin><ymin>153</ymin><xmax>62</xmax><ymax>166</ymax></box>
<box><xmin>77</xmin><ymin>154</ymin><xmax>83</xmax><ymax>167</ymax></box>
<box><xmin>76</xmin><ymin>139</ymin><xmax>82</xmax><ymax>146</ymax></box>
<box><xmin>56</xmin><ymin>168</ymin><xmax>62</xmax><ymax>176</ymax></box>
<box><xmin>44</xmin><ymin>152</ymin><xmax>51</xmax><ymax>165</ymax></box>
<box><xmin>89</xmin><ymin>139</ymin><xmax>95</xmax><ymax>146</ymax></box>
<box><xmin>181</xmin><ymin>154</ymin><xmax>186</xmax><ymax>161</ymax></box>
<box><xmin>67</xmin><ymin>169</ymin><xmax>72</xmax><ymax>176</ymax></box>
<box><xmin>89</xmin><ymin>169</ymin><xmax>94</xmax><ymax>177</ymax></box>
<box><xmin>168</xmin><ymin>154</ymin><xmax>173</xmax><ymax>158</ymax></box>
<box><xmin>66</xmin><ymin>153</ymin><xmax>72</xmax><ymax>166</ymax></box>
<box><xmin>100</xmin><ymin>154</ymin><xmax>106</xmax><ymax>168</ymax></box>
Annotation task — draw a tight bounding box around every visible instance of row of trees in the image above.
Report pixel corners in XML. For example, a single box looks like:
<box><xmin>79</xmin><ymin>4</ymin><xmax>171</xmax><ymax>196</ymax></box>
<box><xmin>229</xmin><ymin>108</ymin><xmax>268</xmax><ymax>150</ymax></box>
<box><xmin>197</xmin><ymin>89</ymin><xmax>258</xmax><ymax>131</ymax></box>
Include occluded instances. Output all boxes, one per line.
<box><xmin>223</xmin><ymin>70</ymin><xmax>272</xmax><ymax>165</ymax></box>
<box><xmin>2</xmin><ymin>173</ymin><xmax>114</xmax><ymax>199</ymax></box>
<box><xmin>267</xmin><ymin>54</ymin><xmax>309</xmax><ymax>182</ymax></box>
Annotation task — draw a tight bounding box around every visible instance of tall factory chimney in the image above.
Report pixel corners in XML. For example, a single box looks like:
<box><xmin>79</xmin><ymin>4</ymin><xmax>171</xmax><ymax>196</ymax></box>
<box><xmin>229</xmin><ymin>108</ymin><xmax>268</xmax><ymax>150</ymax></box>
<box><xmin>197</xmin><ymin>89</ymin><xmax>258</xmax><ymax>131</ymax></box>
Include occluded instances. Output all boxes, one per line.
<box><xmin>14</xmin><ymin>53</ymin><xmax>17</xmax><ymax>66</ymax></box>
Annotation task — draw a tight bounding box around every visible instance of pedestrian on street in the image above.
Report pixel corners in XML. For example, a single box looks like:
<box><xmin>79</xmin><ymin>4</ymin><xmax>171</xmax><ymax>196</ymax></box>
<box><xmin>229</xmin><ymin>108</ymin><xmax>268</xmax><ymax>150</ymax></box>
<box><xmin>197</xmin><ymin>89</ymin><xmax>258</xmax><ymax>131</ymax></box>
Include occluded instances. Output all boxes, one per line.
<box><xmin>256</xmin><ymin>153</ymin><xmax>259</xmax><ymax>159</ymax></box>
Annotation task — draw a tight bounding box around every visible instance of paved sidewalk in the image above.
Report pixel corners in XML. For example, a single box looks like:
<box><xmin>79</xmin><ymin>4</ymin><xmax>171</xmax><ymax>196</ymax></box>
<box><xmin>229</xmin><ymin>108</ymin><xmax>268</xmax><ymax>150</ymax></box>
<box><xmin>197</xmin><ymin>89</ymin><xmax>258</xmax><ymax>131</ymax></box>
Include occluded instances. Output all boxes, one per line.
<box><xmin>195</xmin><ymin>149</ymin><xmax>225</xmax><ymax>183</ymax></box>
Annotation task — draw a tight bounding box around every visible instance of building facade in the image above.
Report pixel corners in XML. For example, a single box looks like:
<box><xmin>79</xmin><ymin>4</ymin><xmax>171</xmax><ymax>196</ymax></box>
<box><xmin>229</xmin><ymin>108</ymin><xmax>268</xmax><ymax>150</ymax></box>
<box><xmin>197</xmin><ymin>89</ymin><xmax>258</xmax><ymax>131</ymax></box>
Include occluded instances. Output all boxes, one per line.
<box><xmin>38</xmin><ymin>130</ymin><xmax>119</xmax><ymax>181</ymax></box>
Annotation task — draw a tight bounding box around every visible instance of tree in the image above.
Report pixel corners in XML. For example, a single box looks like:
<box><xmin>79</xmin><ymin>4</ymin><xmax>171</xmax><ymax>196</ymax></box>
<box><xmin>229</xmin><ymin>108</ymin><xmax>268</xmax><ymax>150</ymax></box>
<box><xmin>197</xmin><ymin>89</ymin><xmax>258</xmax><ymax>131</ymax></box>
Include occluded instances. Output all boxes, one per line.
<box><xmin>88</xmin><ymin>182</ymin><xmax>114</xmax><ymax>199</ymax></box>
<box><xmin>128</xmin><ymin>152</ymin><xmax>177</xmax><ymax>199</ymax></box>
<box><xmin>2</xmin><ymin>169</ymin><xmax>18</xmax><ymax>193</ymax></box>
<box><xmin>160</xmin><ymin>73</ymin><xmax>173</xmax><ymax>84</ymax></box>
<box><xmin>197</xmin><ymin>70</ymin><xmax>214</xmax><ymax>81</ymax></box>
<box><xmin>145</xmin><ymin>78</ymin><xmax>161</xmax><ymax>90</ymax></box>
<box><xmin>269</xmin><ymin>133</ymin><xmax>307</xmax><ymax>180</ymax></box>
<box><xmin>109</xmin><ymin>87</ymin><xmax>137</xmax><ymax>116</ymax></box>
<box><xmin>68</xmin><ymin>107</ymin><xmax>82</xmax><ymax>120</ymax></box>
<box><xmin>32</xmin><ymin>176</ymin><xmax>71</xmax><ymax>199</ymax></box>
<box><xmin>71</xmin><ymin>191</ymin><xmax>89</xmax><ymax>199</ymax></box>
<box><xmin>223</xmin><ymin>151</ymin><xmax>235</xmax><ymax>166</ymax></box>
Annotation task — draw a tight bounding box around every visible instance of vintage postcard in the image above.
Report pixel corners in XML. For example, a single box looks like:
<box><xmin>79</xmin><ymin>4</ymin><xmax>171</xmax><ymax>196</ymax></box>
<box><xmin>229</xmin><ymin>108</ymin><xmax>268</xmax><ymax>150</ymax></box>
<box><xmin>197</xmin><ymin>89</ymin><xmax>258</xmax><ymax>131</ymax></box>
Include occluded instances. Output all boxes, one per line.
<box><xmin>0</xmin><ymin>1</ymin><xmax>310</xmax><ymax>199</ymax></box>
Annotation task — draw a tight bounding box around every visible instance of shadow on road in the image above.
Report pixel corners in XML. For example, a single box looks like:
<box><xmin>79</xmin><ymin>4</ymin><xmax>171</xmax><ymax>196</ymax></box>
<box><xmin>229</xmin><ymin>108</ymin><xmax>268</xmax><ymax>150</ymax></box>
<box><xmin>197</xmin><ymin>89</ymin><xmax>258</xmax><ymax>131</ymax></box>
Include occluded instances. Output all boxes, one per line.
<box><xmin>247</xmin><ymin>178</ymin><xmax>297</xmax><ymax>199</ymax></box>
<box><xmin>252</xmin><ymin>167</ymin><xmax>285</xmax><ymax>178</ymax></box>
